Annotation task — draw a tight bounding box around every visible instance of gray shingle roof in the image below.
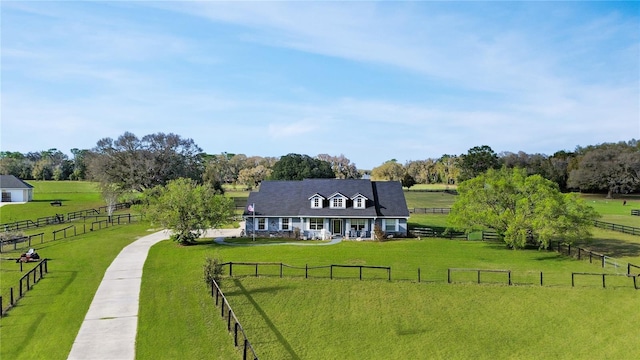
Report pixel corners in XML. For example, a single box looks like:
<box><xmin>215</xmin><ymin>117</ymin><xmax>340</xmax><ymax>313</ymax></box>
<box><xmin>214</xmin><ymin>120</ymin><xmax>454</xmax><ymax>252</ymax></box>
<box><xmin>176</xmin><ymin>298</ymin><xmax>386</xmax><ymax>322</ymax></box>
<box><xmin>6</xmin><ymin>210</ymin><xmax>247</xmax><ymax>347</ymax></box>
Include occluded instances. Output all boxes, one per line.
<box><xmin>0</xmin><ymin>175</ymin><xmax>34</xmax><ymax>189</ymax></box>
<box><xmin>245</xmin><ymin>179</ymin><xmax>409</xmax><ymax>218</ymax></box>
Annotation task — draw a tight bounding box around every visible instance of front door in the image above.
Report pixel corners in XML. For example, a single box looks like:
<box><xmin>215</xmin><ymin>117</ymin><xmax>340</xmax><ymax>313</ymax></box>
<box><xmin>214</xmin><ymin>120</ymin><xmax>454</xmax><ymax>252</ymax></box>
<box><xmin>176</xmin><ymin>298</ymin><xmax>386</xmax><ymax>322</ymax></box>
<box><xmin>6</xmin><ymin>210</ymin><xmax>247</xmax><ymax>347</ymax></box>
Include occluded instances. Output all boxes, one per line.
<box><xmin>332</xmin><ymin>219</ymin><xmax>343</xmax><ymax>236</ymax></box>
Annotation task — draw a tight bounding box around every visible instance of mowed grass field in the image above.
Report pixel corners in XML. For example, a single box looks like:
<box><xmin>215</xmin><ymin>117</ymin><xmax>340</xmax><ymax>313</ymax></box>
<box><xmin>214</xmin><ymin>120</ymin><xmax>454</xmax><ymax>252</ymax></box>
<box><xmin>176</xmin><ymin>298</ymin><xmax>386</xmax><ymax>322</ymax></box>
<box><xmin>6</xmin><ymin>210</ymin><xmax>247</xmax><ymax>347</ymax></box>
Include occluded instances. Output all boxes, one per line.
<box><xmin>138</xmin><ymin>238</ymin><xmax>640</xmax><ymax>360</ymax></box>
<box><xmin>1</xmin><ymin>181</ymin><xmax>639</xmax><ymax>359</ymax></box>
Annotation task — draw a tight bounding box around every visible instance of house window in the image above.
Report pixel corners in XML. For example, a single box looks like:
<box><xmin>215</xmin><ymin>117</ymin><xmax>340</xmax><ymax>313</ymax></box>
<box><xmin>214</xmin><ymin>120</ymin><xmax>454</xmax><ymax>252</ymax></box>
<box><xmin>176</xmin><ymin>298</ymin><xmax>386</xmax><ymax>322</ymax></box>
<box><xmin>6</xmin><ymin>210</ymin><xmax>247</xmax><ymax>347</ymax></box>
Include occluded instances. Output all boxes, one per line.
<box><xmin>350</xmin><ymin>219</ymin><xmax>366</xmax><ymax>231</ymax></box>
<box><xmin>355</xmin><ymin>198</ymin><xmax>364</xmax><ymax>208</ymax></box>
<box><xmin>257</xmin><ymin>218</ymin><xmax>266</xmax><ymax>230</ymax></box>
<box><xmin>309</xmin><ymin>218</ymin><xmax>324</xmax><ymax>230</ymax></box>
<box><xmin>332</xmin><ymin>198</ymin><xmax>344</xmax><ymax>208</ymax></box>
<box><xmin>385</xmin><ymin>219</ymin><xmax>397</xmax><ymax>232</ymax></box>
<box><xmin>281</xmin><ymin>218</ymin><xmax>290</xmax><ymax>230</ymax></box>
<box><xmin>312</xmin><ymin>198</ymin><xmax>322</xmax><ymax>208</ymax></box>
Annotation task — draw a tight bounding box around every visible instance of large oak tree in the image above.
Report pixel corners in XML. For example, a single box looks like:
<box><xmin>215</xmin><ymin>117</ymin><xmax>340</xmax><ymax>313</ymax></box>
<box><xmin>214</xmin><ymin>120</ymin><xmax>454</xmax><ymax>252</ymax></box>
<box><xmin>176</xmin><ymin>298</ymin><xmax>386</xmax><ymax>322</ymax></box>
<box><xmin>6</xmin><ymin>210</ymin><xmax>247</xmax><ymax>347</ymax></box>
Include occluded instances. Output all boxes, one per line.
<box><xmin>449</xmin><ymin>167</ymin><xmax>599</xmax><ymax>249</ymax></box>
<box><xmin>87</xmin><ymin>132</ymin><xmax>203</xmax><ymax>192</ymax></box>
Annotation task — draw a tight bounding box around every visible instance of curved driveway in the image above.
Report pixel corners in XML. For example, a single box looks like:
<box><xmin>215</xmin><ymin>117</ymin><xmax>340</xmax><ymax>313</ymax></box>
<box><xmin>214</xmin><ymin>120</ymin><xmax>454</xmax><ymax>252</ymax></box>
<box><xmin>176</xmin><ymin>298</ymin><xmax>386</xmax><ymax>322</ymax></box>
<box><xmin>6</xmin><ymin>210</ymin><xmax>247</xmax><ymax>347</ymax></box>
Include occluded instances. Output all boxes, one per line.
<box><xmin>67</xmin><ymin>225</ymin><xmax>341</xmax><ymax>359</ymax></box>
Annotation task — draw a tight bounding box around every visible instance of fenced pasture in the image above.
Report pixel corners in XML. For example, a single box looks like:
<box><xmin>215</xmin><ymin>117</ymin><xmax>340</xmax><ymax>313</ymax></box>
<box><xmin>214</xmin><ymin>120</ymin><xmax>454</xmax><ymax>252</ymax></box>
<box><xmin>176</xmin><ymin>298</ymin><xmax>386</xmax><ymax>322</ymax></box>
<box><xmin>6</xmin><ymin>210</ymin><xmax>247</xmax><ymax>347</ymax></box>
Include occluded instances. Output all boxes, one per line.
<box><xmin>0</xmin><ymin>181</ymin><xmax>103</xmax><ymax>224</ymax></box>
<box><xmin>3</xmin><ymin>181</ymin><xmax>640</xmax><ymax>360</ymax></box>
<box><xmin>132</xmin><ymin>237</ymin><xmax>640</xmax><ymax>359</ymax></box>
<box><xmin>0</xmin><ymin>222</ymin><xmax>155</xmax><ymax>360</ymax></box>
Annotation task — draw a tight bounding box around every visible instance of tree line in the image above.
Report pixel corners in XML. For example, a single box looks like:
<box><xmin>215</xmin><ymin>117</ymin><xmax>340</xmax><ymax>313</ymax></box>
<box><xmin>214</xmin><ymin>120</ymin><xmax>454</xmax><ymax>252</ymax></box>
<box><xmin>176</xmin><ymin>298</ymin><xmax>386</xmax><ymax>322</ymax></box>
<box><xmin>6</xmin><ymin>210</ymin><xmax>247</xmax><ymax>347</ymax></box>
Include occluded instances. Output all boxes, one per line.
<box><xmin>1</xmin><ymin>132</ymin><xmax>638</xmax><ymax>197</ymax></box>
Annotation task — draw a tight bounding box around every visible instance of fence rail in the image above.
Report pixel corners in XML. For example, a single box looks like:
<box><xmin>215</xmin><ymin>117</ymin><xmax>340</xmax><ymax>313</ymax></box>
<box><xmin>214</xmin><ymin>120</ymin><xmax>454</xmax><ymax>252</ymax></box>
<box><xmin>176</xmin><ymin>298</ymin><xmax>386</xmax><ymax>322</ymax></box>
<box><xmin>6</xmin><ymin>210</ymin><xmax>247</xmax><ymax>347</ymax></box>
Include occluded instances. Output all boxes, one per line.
<box><xmin>411</xmin><ymin>227</ymin><xmax>466</xmax><ymax>239</ymax></box>
<box><xmin>631</xmin><ymin>209</ymin><xmax>639</xmax><ymax>216</ymax></box>
<box><xmin>209</xmin><ymin>279</ymin><xmax>259</xmax><ymax>360</ymax></box>
<box><xmin>1</xmin><ymin>259</ymin><xmax>49</xmax><ymax>317</ymax></box>
<box><xmin>221</xmin><ymin>260</ymin><xmax>638</xmax><ymax>290</ymax></box>
<box><xmin>571</xmin><ymin>272</ymin><xmax>638</xmax><ymax>289</ymax></box>
<box><xmin>593</xmin><ymin>220</ymin><xmax>640</xmax><ymax>236</ymax></box>
<box><xmin>1</xmin><ymin>202</ymin><xmax>132</xmax><ymax>232</ymax></box>
<box><xmin>409</xmin><ymin>208</ymin><xmax>451</xmax><ymax>214</ymax></box>
<box><xmin>552</xmin><ymin>241</ymin><xmax>639</xmax><ymax>277</ymax></box>
<box><xmin>224</xmin><ymin>262</ymin><xmax>392</xmax><ymax>281</ymax></box>
<box><xmin>447</xmin><ymin>268</ymin><xmax>513</xmax><ymax>285</ymax></box>
<box><xmin>1</xmin><ymin>214</ymin><xmax>142</xmax><ymax>253</ymax></box>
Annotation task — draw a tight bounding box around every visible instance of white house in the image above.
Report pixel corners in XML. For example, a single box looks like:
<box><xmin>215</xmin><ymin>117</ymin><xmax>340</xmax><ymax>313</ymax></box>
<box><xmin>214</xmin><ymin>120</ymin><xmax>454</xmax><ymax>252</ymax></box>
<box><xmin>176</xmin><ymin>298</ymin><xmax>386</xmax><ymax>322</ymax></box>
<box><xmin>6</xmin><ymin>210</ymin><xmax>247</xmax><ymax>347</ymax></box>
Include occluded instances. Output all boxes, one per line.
<box><xmin>244</xmin><ymin>179</ymin><xmax>410</xmax><ymax>240</ymax></box>
<box><xmin>1</xmin><ymin>175</ymin><xmax>34</xmax><ymax>202</ymax></box>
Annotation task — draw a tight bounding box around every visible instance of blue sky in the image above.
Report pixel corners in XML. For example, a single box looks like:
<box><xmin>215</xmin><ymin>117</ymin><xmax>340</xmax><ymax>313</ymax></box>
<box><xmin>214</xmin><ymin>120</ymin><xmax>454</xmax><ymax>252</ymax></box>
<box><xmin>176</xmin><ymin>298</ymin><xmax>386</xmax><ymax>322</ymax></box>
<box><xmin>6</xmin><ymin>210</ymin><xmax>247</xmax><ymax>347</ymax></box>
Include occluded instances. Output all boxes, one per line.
<box><xmin>1</xmin><ymin>1</ymin><xmax>638</xmax><ymax>169</ymax></box>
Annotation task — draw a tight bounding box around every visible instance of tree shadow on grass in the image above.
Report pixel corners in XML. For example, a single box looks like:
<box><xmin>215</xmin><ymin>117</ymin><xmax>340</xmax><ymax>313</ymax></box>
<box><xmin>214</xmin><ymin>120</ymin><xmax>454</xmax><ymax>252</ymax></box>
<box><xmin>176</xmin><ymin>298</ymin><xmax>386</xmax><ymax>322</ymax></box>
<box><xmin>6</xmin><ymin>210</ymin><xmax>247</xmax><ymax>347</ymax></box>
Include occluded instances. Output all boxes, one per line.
<box><xmin>231</xmin><ymin>279</ymin><xmax>300</xmax><ymax>360</ymax></box>
<box><xmin>574</xmin><ymin>239</ymin><xmax>640</xmax><ymax>260</ymax></box>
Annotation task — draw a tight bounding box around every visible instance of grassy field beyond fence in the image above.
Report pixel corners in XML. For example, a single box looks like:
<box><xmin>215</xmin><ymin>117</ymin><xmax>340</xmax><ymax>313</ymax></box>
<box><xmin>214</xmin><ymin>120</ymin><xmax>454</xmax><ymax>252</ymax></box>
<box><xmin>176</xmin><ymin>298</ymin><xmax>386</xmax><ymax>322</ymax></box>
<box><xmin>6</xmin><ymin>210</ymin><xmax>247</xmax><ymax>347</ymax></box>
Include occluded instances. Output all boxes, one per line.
<box><xmin>2</xmin><ymin>181</ymin><xmax>640</xmax><ymax>359</ymax></box>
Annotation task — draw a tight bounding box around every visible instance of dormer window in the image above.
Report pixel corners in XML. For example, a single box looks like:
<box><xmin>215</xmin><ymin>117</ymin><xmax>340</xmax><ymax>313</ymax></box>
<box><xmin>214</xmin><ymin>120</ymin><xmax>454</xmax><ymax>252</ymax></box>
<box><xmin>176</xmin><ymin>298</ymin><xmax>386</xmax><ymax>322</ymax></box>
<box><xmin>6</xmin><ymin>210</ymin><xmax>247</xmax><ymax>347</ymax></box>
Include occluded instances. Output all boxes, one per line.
<box><xmin>309</xmin><ymin>194</ymin><xmax>325</xmax><ymax>209</ymax></box>
<box><xmin>351</xmin><ymin>193</ymin><xmax>368</xmax><ymax>209</ymax></box>
<box><xmin>328</xmin><ymin>192</ymin><xmax>347</xmax><ymax>209</ymax></box>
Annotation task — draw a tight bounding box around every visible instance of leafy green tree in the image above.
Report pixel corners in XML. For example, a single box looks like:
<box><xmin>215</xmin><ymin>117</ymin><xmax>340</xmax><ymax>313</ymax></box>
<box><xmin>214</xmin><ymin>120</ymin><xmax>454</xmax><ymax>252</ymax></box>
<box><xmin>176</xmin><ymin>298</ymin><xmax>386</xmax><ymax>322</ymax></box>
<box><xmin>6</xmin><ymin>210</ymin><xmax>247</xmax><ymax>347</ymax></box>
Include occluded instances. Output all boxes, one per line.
<box><xmin>270</xmin><ymin>153</ymin><xmax>334</xmax><ymax>180</ymax></box>
<box><xmin>370</xmin><ymin>160</ymin><xmax>404</xmax><ymax>181</ymax></box>
<box><xmin>88</xmin><ymin>132</ymin><xmax>203</xmax><ymax>192</ymax></box>
<box><xmin>32</xmin><ymin>159</ymin><xmax>53</xmax><ymax>180</ymax></box>
<box><xmin>437</xmin><ymin>154</ymin><xmax>460</xmax><ymax>185</ymax></box>
<box><xmin>316</xmin><ymin>154</ymin><xmax>361</xmax><ymax>179</ymax></box>
<box><xmin>138</xmin><ymin>178</ymin><xmax>235</xmax><ymax>245</ymax></box>
<box><xmin>401</xmin><ymin>173</ymin><xmax>416</xmax><ymax>189</ymax></box>
<box><xmin>449</xmin><ymin>168</ymin><xmax>599</xmax><ymax>249</ymax></box>
<box><xmin>459</xmin><ymin>145</ymin><xmax>501</xmax><ymax>181</ymax></box>
<box><xmin>568</xmin><ymin>142</ymin><xmax>640</xmax><ymax>197</ymax></box>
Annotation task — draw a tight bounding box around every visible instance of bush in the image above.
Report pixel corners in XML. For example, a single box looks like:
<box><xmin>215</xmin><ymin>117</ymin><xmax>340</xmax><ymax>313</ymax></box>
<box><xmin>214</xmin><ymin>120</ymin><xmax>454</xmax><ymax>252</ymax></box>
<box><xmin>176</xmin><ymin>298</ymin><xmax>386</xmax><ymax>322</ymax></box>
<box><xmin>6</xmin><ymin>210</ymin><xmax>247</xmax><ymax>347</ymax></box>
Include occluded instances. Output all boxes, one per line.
<box><xmin>203</xmin><ymin>257</ymin><xmax>224</xmax><ymax>287</ymax></box>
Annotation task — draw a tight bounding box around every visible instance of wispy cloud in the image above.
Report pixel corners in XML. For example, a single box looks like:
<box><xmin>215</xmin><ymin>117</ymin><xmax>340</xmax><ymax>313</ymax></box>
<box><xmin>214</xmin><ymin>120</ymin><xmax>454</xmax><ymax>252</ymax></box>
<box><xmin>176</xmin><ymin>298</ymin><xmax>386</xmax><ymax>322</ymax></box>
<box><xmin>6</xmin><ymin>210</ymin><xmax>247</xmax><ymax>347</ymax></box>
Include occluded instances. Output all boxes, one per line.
<box><xmin>1</xmin><ymin>1</ymin><xmax>637</xmax><ymax>169</ymax></box>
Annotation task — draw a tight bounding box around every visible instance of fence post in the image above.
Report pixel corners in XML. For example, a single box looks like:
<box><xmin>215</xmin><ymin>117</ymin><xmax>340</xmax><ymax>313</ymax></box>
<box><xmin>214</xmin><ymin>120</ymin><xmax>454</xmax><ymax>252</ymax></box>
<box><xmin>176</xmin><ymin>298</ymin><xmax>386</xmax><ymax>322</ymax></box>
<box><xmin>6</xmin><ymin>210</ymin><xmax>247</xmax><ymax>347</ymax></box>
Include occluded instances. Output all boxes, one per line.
<box><xmin>589</xmin><ymin>251</ymin><xmax>592</xmax><ymax>263</ymax></box>
<box><xmin>602</xmin><ymin>274</ymin><xmax>606</xmax><ymax>288</ymax></box>
<box><xmin>601</xmin><ymin>255</ymin><xmax>605</xmax><ymax>268</ymax></box>
<box><xmin>447</xmin><ymin>268</ymin><xmax>451</xmax><ymax>284</ymax></box>
<box><xmin>330</xmin><ymin>265</ymin><xmax>333</xmax><ymax>280</ymax></box>
<box><xmin>388</xmin><ymin>267</ymin><xmax>391</xmax><ymax>281</ymax></box>
<box><xmin>508</xmin><ymin>271</ymin><xmax>512</xmax><ymax>286</ymax></box>
<box><xmin>418</xmin><ymin>267</ymin><xmax>421</xmax><ymax>283</ymax></box>
<box><xmin>540</xmin><ymin>272</ymin><xmax>543</xmax><ymax>286</ymax></box>
<box><xmin>229</xmin><ymin>262</ymin><xmax>233</xmax><ymax>277</ymax></box>
<box><xmin>44</xmin><ymin>259</ymin><xmax>48</xmax><ymax>273</ymax></box>
<box><xmin>477</xmin><ymin>270</ymin><xmax>481</xmax><ymax>284</ymax></box>
<box><xmin>20</xmin><ymin>261</ymin><xmax>23</xmax><ymax>272</ymax></box>
<box><xmin>26</xmin><ymin>274</ymin><xmax>30</xmax><ymax>290</ymax></box>
<box><xmin>10</xmin><ymin>287</ymin><xmax>14</xmax><ymax>306</ymax></box>
<box><xmin>280</xmin><ymin>263</ymin><xmax>283</xmax><ymax>278</ymax></box>
<box><xmin>244</xmin><ymin>339</ymin><xmax>249</xmax><ymax>360</ymax></box>
<box><xmin>227</xmin><ymin>309</ymin><xmax>232</xmax><ymax>331</ymax></box>
<box><xmin>628</xmin><ymin>263</ymin><xmax>631</xmax><ymax>275</ymax></box>
<box><xmin>255</xmin><ymin>263</ymin><xmax>258</xmax><ymax>277</ymax></box>
<box><xmin>567</xmin><ymin>244</ymin><xmax>571</xmax><ymax>256</ymax></box>
<box><xmin>571</xmin><ymin>273</ymin><xmax>575</xmax><ymax>287</ymax></box>
<box><xmin>234</xmin><ymin>322</ymin><xmax>239</xmax><ymax>346</ymax></box>
<box><xmin>359</xmin><ymin>266</ymin><xmax>362</xmax><ymax>280</ymax></box>
<box><xmin>305</xmin><ymin>264</ymin><xmax>308</xmax><ymax>279</ymax></box>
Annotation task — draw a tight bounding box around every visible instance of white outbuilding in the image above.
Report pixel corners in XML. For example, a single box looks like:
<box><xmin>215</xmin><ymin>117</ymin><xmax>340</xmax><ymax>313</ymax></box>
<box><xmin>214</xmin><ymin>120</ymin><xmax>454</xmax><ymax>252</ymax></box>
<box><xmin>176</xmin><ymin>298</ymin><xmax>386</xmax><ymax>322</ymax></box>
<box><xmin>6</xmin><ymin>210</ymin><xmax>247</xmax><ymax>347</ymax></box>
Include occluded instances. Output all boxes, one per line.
<box><xmin>1</xmin><ymin>175</ymin><xmax>34</xmax><ymax>202</ymax></box>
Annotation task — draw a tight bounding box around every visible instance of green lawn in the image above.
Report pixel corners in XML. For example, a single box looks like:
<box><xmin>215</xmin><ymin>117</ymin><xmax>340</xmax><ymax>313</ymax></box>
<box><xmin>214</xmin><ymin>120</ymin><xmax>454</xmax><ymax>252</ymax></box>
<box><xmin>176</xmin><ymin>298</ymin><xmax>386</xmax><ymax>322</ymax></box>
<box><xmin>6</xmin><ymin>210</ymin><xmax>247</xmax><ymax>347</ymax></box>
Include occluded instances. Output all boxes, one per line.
<box><xmin>0</xmin><ymin>181</ymin><xmax>103</xmax><ymax>224</ymax></box>
<box><xmin>136</xmin><ymin>238</ymin><xmax>640</xmax><ymax>359</ymax></box>
<box><xmin>0</xmin><ymin>223</ymin><xmax>153</xmax><ymax>360</ymax></box>
<box><xmin>2</xmin><ymin>181</ymin><xmax>640</xmax><ymax>360</ymax></box>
